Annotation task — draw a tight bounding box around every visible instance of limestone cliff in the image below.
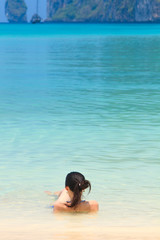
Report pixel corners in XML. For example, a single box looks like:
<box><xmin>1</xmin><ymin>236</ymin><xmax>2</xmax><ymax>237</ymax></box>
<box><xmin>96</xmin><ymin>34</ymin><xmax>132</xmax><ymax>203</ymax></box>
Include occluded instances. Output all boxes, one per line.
<box><xmin>46</xmin><ymin>0</ymin><xmax>160</xmax><ymax>22</ymax></box>
<box><xmin>135</xmin><ymin>0</ymin><xmax>160</xmax><ymax>22</ymax></box>
<box><xmin>5</xmin><ymin>0</ymin><xmax>27</xmax><ymax>23</ymax></box>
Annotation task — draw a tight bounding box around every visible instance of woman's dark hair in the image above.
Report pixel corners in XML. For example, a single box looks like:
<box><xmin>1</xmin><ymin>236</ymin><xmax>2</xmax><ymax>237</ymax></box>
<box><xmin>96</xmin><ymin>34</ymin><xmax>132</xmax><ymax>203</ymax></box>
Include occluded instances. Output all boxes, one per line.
<box><xmin>65</xmin><ymin>172</ymin><xmax>91</xmax><ymax>208</ymax></box>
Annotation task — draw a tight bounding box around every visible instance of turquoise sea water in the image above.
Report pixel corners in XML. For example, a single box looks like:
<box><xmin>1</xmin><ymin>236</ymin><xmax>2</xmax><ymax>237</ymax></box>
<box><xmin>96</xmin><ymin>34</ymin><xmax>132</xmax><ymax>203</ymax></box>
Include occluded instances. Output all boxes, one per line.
<box><xmin>0</xmin><ymin>23</ymin><xmax>160</xmax><ymax>228</ymax></box>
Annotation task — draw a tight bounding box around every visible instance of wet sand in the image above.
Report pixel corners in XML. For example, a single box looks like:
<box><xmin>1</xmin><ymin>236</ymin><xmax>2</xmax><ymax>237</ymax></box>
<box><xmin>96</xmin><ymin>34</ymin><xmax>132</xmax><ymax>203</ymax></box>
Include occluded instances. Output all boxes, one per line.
<box><xmin>1</xmin><ymin>220</ymin><xmax>160</xmax><ymax>240</ymax></box>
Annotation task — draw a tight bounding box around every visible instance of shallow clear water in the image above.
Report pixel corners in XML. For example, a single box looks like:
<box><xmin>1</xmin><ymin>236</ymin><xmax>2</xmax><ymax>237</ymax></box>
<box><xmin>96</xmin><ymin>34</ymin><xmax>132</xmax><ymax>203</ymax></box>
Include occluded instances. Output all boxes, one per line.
<box><xmin>0</xmin><ymin>23</ymin><xmax>160</xmax><ymax>228</ymax></box>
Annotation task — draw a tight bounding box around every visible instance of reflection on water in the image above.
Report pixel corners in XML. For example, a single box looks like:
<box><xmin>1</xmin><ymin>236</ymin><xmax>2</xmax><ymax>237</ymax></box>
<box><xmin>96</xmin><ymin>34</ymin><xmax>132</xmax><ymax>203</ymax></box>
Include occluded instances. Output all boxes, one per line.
<box><xmin>0</xmin><ymin>24</ymin><xmax>160</xmax><ymax>228</ymax></box>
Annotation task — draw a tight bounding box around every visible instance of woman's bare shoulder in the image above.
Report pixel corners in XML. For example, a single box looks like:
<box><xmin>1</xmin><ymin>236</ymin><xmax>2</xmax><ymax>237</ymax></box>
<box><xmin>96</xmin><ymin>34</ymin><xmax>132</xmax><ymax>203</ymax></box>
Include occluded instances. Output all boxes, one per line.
<box><xmin>53</xmin><ymin>200</ymin><xmax>99</xmax><ymax>213</ymax></box>
<box><xmin>76</xmin><ymin>200</ymin><xmax>99</xmax><ymax>212</ymax></box>
<box><xmin>88</xmin><ymin>200</ymin><xmax>99</xmax><ymax>212</ymax></box>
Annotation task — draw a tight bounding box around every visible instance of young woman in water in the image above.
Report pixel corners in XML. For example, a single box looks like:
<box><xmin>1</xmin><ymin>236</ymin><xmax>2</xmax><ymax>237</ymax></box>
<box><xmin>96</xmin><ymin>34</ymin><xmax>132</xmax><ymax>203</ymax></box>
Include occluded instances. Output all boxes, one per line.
<box><xmin>48</xmin><ymin>172</ymin><xmax>99</xmax><ymax>213</ymax></box>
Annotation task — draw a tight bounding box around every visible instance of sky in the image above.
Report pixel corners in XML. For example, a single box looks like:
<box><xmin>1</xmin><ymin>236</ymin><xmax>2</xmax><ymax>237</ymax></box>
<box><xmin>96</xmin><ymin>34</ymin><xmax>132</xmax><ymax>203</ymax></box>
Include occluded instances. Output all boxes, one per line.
<box><xmin>0</xmin><ymin>0</ymin><xmax>47</xmax><ymax>22</ymax></box>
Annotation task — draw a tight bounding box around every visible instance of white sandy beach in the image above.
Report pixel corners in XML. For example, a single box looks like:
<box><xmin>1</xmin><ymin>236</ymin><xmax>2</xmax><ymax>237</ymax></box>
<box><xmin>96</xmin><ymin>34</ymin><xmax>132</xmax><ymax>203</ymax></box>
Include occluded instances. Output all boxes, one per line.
<box><xmin>0</xmin><ymin>219</ymin><xmax>160</xmax><ymax>240</ymax></box>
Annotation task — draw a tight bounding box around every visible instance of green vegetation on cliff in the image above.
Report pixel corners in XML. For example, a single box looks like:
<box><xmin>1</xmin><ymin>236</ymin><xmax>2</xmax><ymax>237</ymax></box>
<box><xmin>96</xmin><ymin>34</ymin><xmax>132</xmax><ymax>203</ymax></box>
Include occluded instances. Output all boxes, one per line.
<box><xmin>47</xmin><ymin>0</ymin><xmax>160</xmax><ymax>22</ymax></box>
<box><xmin>5</xmin><ymin>0</ymin><xmax>27</xmax><ymax>23</ymax></box>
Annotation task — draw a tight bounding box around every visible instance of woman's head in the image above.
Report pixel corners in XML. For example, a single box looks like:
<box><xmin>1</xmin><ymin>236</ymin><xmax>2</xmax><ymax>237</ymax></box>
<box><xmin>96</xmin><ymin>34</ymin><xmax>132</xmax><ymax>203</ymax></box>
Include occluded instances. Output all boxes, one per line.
<box><xmin>65</xmin><ymin>172</ymin><xmax>91</xmax><ymax>208</ymax></box>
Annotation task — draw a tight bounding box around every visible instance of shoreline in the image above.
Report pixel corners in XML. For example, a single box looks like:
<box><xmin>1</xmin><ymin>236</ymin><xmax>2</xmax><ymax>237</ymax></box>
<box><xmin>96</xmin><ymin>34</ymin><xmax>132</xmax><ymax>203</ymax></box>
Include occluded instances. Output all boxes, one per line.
<box><xmin>1</xmin><ymin>22</ymin><xmax>160</xmax><ymax>24</ymax></box>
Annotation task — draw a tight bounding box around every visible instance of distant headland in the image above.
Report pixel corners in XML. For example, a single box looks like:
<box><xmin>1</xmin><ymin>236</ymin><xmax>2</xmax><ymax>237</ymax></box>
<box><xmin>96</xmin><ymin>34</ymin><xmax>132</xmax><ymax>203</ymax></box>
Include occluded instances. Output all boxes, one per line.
<box><xmin>5</xmin><ymin>0</ymin><xmax>27</xmax><ymax>23</ymax></box>
<box><xmin>4</xmin><ymin>0</ymin><xmax>160</xmax><ymax>23</ymax></box>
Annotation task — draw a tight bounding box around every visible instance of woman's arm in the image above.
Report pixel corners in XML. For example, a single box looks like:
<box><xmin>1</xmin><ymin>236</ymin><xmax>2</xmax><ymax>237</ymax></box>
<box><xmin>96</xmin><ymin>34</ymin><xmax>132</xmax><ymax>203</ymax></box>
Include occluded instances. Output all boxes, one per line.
<box><xmin>45</xmin><ymin>191</ymin><xmax>54</xmax><ymax>196</ymax></box>
<box><xmin>45</xmin><ymin>189</ymin><xmax>64</xmax><ymax>197</ymax></box>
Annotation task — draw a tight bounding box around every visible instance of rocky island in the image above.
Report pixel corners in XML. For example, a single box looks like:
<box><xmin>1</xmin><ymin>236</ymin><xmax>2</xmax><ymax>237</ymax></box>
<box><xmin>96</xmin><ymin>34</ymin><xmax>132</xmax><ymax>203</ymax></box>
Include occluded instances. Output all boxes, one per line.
<box><xmin>47</xmin><ymin>0</ymin><xmax>160</xmax><ymax>23</ymax></box>
<box><xmin>5</xmin><ymin>0</ymin><xmax>27</xmax><ymax>23</ymax></box>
